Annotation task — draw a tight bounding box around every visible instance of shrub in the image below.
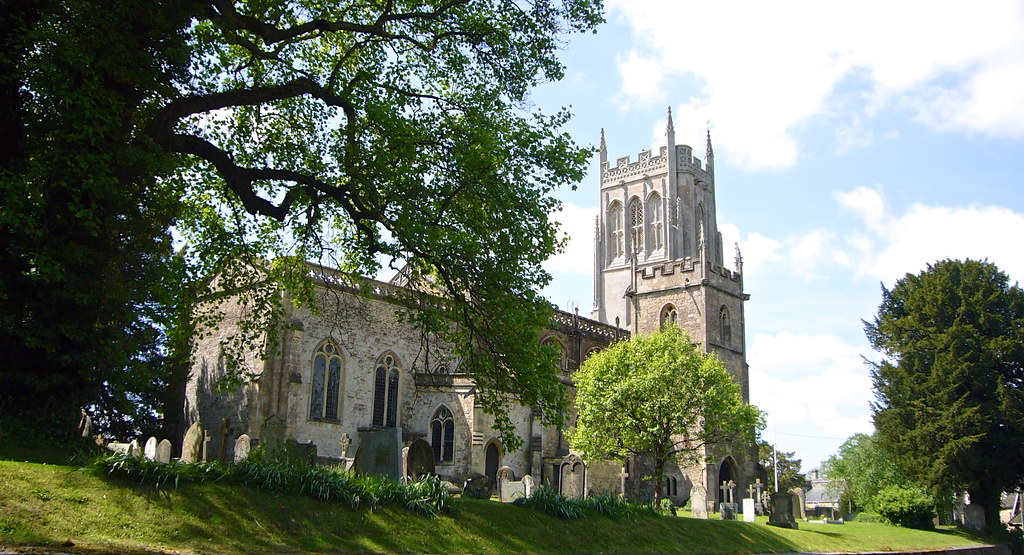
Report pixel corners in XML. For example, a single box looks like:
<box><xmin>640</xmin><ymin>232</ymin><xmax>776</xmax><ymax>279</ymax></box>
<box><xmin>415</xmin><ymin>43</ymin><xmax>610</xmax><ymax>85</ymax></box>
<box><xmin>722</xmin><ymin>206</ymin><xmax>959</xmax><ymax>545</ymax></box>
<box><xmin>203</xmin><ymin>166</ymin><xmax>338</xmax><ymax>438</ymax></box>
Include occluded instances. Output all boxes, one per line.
<box><xmin>513</xmin><ymin>486</ymin><xmax>582</xmax><ymax>519</ymax></box>
<box><xmin>874</xmin><ymin>485</ymin><xmax>935</xmax><ymax>529</ymax></box>
<box><xmin>659</xmin><ymin>498</ymin><xmax>677</xmax><ymax>516</ymax></box>
<box><xmin>88</xmin><ymin>449</ymin><xmax>453</xmax><ymax>517</ymax></box>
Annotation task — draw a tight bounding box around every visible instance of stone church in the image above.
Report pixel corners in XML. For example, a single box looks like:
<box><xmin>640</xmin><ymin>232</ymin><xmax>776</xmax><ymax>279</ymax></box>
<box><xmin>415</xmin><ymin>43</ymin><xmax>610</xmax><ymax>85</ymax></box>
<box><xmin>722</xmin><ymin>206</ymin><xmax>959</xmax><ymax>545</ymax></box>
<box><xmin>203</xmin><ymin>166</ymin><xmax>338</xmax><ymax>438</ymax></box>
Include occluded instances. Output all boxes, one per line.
<box><xmin>185</xmin><ymin>110</ymin><xmax>755</xmax><ymax>512</ymax></box>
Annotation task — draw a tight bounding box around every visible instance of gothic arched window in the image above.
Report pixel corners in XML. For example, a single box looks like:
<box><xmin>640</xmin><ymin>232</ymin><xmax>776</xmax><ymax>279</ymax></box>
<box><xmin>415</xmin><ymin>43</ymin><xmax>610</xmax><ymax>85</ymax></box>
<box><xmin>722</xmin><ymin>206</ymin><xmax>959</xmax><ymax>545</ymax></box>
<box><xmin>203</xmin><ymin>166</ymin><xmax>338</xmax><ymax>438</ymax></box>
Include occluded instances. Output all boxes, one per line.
<box><xmin>645</xmin><ymin>193</ymin><xmax>663</xmax><ymax>253</ymax></box>
<box><xmin>720</xmin><ymin>306</ymin><xmax>732</xmax><ymax>346</ymax></box>
<box><xmin>431</xmin><ymin>406</ymin><xmax>455</xmax><ymax>462</ymax></box>
<box><xmin>372</xmin><ymin>353</ymin><xmax>400</xmax><ymax>427</ymax></box>
<box><xmin>660</xmin><ymin>304</ymin><xmax>678</xmax><ymax>330</ymax></box>
<box><xmin>542</xmin><ymin>337</ymin><xmax>568</xmax><ymax>372</ymax></box>
<box><xmin>608</xmin><ymin>201</ymin><xmax>624</xmax><ymax>261</ymax></box>
<box><xmin>628</xmin><ymin>198</ymin><xmax>644</xmax><ymax>255</ymax></box>
<box><xmin>310</xmin><ymin>340</ymin><xmax>343</xmax><ymax>421</ymax></box>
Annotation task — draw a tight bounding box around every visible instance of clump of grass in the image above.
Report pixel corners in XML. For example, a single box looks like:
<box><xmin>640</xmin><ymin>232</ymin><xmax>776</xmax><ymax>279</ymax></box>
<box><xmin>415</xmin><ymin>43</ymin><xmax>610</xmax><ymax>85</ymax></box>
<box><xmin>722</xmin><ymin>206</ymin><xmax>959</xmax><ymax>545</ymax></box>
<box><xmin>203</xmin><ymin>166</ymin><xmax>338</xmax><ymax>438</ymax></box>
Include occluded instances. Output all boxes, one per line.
<box><xmin>88</xmin><ymin>448</ymin><xmax>452</xmax><ymax>517</ymax></box>
<box><xmin>513</xmin><ymin>487</ymin><xmax>657</xmax><ymax>519</ymax></box>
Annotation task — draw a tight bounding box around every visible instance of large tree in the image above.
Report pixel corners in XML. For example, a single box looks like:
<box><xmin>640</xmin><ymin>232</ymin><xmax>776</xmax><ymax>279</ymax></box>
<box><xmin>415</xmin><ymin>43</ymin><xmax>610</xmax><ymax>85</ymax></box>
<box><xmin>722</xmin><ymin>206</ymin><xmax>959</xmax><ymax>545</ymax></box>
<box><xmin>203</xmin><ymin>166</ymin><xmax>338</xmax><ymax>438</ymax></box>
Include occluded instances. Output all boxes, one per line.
<box><xmin>569</xmin><ymin>327</ymin><xmax>763</xmax><ymax>504</ymax></box>
<box><xmin>821</xmin><ymin>433</ymin><xmax>916</xmax><ymax>513</ymax></box>
<box><xmin>0</xmin><ymin>0</ymin><xmax>603</xmax><ymax>443</ymax></box>
<box><xmin>867</xmin><ymin>259</ymin><xmax>1024</xmax><ymax>532</ymax></box>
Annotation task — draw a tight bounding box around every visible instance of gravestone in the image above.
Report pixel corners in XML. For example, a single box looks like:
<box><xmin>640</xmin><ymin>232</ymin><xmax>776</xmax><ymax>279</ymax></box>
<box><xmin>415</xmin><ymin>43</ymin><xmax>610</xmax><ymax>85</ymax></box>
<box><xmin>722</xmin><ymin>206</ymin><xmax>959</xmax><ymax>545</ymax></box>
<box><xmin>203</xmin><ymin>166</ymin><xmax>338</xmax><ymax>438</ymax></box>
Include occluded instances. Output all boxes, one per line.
<box><xmin>559</xmin><ymin>454</ymin><xmax>586</xmax><ymax>500</ymax></box>
<box><xmin>156</xmin><ymin>439</ymin><xmax>172</xmax><ymax>463</ymax></box>
<box><xmin>128</xmin><ymin>439</ymin><xmax>142</xmax><ymax>458</ymax></box>
<box><xmin>78</xmin><ymin>410</ymin><xmax>92</xmax><ymax>438</ymax></box>
<box><xmin>181</xmin><ymin>422</ymin><xmax>205</xmax><ymax>463</ymax></box>
<box><xmin>286</xmin><ymin>439</ymin><xmax>317</xmax><ymax>465</ymax></box>
<box><xmin>691</xmin><ymin>484</ymin><xmax>708</xmax><ymax>519</ymax></box>
<box><xmin>496</xmin><ymin>466</ymin><xmax>521</xmax><ymax>503</ymax></box>
<box><xmin>144</xmin><ymin>437</ymin><xmax>158</xmax><ymax>460</ymax></box>
<box><xmin>355</xmin><ymin>427</ymin><xmax>401</xmax><ymax>479</ymax></box>
<box><xmin>339</xmin><ymin>433</ymin><xmax>351</xmax><ymax>458</ymax></box>
<box><xmin>260</xmin><ymin>415</ymin><xmax>286</xmax><ymax>451</ymax></box>
<box><xmin>463</xmin><ymin>474</ymin><xmax>492</xmax><ymax>499</ymax></box>
<box><xmin>522</xmin><ymin>474</ymin><xmax>536</xmax><ymax>498</ymax></box>
<box><xmin>106</xmin><ymin>442</ymin><xmax>131</xmax><ymax>455</ymax></box>
<box><xmin>721</xmin><ymin>502</ymin><xmax>738</xmax><ymax>520</ymax></box>
<box><xmin>234</xmin><ymin>434</ymin><xmax>251</xmax><ymax>463</ymax></box>
<box><xmin>217</xmin><ymin>418</ymin><xmax>234</xmax><ymax>462</ymax></box>
<box><xmin>405</xmin><ymin>439</ymin><xmax>434</xmax><ymax>480</ymax></box>
<box><xmin>790</xmin><ymin>487</ymin><xmax>807</xmax><ymax>519</ymax></box>
<box><xmin>743</xmin><ymin>498</ymin><xmax>756</xmax><ymax>522</ymax></box>
<box><xmin>767</xmin><ymin>491</ymin><xmax>799</xmax><ymax>529</ymax></box>
<box><xmin>965</xmin><ymin>504</ymin><xmax>985</xmax><ymax>531</ymax></box>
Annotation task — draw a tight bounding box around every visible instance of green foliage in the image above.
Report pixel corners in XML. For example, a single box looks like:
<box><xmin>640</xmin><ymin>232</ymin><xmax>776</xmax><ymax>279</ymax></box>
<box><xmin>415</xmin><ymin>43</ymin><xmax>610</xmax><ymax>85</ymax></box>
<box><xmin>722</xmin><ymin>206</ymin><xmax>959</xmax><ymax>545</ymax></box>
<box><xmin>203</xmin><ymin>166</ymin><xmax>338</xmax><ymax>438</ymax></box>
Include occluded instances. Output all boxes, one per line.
<box><xmin>874</xmin><ymin>485</ymin><xmax>936</xmax><ymax>530</ymax></box>
<box><xmin>822</xmin><ymin>433</ymin><xmax>917</xmax><ymax>512</ymax></box>
<box><xmin>512</xmin><ymin>486</ymin><xmax>657</xmax><ymax>520</ymax></box>
<box><xmin>2</xmin><ymin>0</ymin><xmax>604</xmax><ymax>447</ymax></box>
<box><xmin>867</xmin><ymin>259</ymin><xmax>1024</xmax><ymax>532</ymax></box>
<box><xmin>659</xmin><ymin>497</ymin><xmax>678</xmax><ymax>516</ymax></box>
<box><xmin>88</xmin><ymin>449</ymin><xmax>452</xmax><ymax>517</ymax></box>
<box><xmin>757</xmin><ymin>440</ymin><xmax>808</xmax><ymax>493</ymax></box>
<box><xmin>569</xmin><ymin>327</ymin><xmax>763</xmax><ymax>503</ymax></box>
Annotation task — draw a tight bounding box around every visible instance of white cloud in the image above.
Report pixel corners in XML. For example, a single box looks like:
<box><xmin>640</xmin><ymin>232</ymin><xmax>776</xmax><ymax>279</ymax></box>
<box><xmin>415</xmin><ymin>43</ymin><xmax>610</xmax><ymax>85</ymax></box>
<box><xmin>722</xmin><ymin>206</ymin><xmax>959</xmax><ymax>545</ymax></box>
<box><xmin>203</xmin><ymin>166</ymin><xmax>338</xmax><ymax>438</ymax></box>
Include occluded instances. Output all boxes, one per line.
<box><xmin>545</xmin><ymin>202</ymin><xmax>598</xmax><ymax>276</ymax></box>
<box><xmin>749</xmin><ymin>331</ymin><xmax>874</xmax><ymax>467</ymax></box>
<box><xmin>607</xmin><ymin>0</ymin><xmax>1024</xmax><ymax>168</ymax></box>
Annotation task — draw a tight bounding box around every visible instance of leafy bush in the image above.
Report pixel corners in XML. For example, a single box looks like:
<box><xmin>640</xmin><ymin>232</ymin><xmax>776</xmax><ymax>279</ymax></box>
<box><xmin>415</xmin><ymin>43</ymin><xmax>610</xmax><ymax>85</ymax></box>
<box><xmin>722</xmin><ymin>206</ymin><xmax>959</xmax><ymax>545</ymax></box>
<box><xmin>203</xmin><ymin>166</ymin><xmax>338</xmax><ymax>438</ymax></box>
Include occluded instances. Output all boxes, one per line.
<box><xmin>89</xmin><ymin>449</ymin><xmax>452</xmax><ymax>517</ymax></box>
<box><xmin>874</xmin><ymin>485</ymin><xmax>935</xmax><ymax>529</ymax></box>
<box><xmin>513</xmin><ymin>487</ymin><xmax>657</xmax><ymax>519</ymax></box>
<box><xmin>659</xmin><ymin>498</ymin><xmax>677</xmax><ymax>516</ymax></box>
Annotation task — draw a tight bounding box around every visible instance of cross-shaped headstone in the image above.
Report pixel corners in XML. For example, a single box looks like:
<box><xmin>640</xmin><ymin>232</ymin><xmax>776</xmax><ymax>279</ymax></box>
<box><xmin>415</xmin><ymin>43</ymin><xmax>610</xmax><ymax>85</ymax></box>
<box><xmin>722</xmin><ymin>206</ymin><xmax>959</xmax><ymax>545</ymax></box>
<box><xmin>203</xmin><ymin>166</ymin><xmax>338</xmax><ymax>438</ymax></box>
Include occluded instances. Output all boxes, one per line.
<box><xmin>340</xmin><ymin>433</ymin><xmax>351</xmax><ymax>458</ymax></box>
<box><xmin>201</xmin><ymin>430</ymin><xmax>212</xmax><ymax>462</ymax></box>
<box><xmin>218</xmin><ymin>418</ymin><xmax>234</xmax><ymax>462</ymax></box>
<box><xmin>747</xmin><ymin>482</ymin><xmax>758</xmax><ymax>499</ymax></box>
<box><xmin>723</xmin><ymin>480</ymin><xmax>736</xmax><ymax>503</ymax></box>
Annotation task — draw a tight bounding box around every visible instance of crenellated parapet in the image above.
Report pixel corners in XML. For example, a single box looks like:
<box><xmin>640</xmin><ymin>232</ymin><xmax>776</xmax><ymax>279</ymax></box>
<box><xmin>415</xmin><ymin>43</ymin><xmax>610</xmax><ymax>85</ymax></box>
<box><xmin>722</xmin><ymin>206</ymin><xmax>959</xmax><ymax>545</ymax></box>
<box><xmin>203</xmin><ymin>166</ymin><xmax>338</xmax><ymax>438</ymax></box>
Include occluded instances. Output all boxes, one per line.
<box><xmin>601</xmin><ymin>147</ymin><xmax>669</xmax><ymax>185</ymax></box>
<box><xmin>675</xmin><ymin>145</ymin><xmax>713</xmax><ymax>186</ymax></box>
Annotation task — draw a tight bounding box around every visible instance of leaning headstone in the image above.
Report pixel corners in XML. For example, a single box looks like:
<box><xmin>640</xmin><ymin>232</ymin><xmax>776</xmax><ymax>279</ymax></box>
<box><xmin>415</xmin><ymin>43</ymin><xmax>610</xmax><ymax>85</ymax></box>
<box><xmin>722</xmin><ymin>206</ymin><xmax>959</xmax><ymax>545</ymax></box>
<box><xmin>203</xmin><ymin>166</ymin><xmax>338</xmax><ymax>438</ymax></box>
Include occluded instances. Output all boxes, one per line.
<box><xmin>767</xmin><ymin>491</ymin><xmax>799</xmax><ymax>529</ymax></box>
<box><xmin>496</xmin><ymin>466</ymin><xmax>514</xmax><ymax>499</ymax></box>
<box><xmin>127</xmin><ymin>439</ymin><xmax>142</xmax><ymax>458</ymax></box>
<box><xmin>743</xmin><ymin>498</ymin><xmax>756</xmax><ymax>522</ymax></box>
<box><xmin>260</xmin><ymin>415</ymin><xmax>286</xmax><ymax>451</ymax></box>
<box><xmin>965</xmin><ymin>504</ymin><xmax>985</xmax><ymax>531</ymax></box>
<box><xmin>156</xmin><ymin>439</ymin><xmax>172</xmax><ymax>463</ymax></box>
<box><xmin>463</xmin><ymin>474</ymin><xmax>492</xmax><ymax>499</ymax></box>
<box><xmin>78</xmin><ymin>410</ymin><xmax>92</xmax><ymax>438</ymax></box>
<box><xmin>144</xmin><ymin>437</ymin><xmax>158</xmax><ymax>460</ymax></box>
<box><xmin>721</xmin><ymin>502</ymin><xmax>738</xmax><ymax>520</ymax></box>
<box><xmin>106</xmin><ymin>442</ymin><xmax>131</xmax><ymax>455</ymax></box>
<box><xmin>234</xmin><ymin>434</ymin><xmax>251</xmax><ymax>463</ymax></box>
<box><xmin>181</xmin><ymin>422</ymin><xmax>205</xmax><ymax>463</ymax></box>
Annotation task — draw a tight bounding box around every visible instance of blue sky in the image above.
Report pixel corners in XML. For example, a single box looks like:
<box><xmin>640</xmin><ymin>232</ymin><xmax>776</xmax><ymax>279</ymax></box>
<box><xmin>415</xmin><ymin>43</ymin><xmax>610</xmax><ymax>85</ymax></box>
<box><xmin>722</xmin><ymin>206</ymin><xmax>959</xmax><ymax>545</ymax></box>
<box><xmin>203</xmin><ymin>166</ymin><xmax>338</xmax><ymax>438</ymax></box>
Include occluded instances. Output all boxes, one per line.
<box><xmin>532</xmin><ymin>0</ymin><xmax>1024</xmax><ymax>470</ymax></box>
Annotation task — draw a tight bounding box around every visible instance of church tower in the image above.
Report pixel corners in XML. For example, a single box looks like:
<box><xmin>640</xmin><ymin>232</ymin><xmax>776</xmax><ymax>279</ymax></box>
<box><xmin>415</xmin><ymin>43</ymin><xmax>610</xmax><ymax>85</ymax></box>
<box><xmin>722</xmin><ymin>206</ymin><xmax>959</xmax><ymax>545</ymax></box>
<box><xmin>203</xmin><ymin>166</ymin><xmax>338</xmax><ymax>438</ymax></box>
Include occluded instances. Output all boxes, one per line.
<box><xmin>591</xmin><ymin>110</ymin><xmax>754</xmax><ymax>508</ymax></box>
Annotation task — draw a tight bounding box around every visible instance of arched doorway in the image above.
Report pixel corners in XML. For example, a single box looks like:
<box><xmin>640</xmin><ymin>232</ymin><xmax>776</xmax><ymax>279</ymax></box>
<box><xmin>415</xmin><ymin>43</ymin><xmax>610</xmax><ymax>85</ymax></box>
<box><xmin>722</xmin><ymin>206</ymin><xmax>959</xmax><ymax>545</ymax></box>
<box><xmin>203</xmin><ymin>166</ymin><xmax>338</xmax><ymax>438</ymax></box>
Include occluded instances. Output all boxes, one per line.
<box><xmin>718</xmin><ymin>456</ymin><xmax>738</xmax><ymax>509</ymax></box>
<box><xmin>485</xmin><ymin>441</ymin><xmax>501</xmax><ymax>485</ymax></box>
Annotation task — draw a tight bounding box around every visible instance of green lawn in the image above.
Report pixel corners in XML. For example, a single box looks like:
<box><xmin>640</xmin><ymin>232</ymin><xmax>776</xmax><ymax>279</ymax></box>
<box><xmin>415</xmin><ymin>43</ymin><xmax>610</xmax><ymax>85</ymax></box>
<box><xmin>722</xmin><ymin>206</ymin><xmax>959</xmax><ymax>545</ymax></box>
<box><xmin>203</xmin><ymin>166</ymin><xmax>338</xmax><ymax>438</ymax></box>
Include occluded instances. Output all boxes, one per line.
<box><xmin>0</xmin><ymin>458</ymin><xmax>1002</xmax><ymax>554</ymax></box>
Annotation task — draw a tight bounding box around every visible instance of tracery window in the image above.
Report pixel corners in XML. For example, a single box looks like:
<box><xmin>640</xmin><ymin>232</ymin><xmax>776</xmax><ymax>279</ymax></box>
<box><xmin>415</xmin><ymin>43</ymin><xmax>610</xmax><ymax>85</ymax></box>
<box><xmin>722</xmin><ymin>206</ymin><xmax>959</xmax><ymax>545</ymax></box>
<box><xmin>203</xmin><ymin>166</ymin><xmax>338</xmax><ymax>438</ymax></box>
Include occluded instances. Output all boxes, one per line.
<box><xmin>310</xmin><ymin>340</ymin><xmax>343</xmax><ymax>420</ymax></box>
<box><xmin>646</xmin><ymin>193</ymin><xmax>663</xmax><ymax>252</ymax></box>
<box><xmin>660</xmin><ymin>304</ymin><xmax>678</xmax><ymax>330</ymax></box>
<box><xmin>608</xmin><ymin>201</ymin><xmax>624</xmax><ymax>260</ymax></box>
<box><xmin>431</xmin><ymin>406</ymin><xmax>455</xmax><ymax>463</ymax></box>
<box><xmin>372</xmin><ymin>353</ymin><xmax>400</xmax><ymax>427</ymax></box>
<box><xmin>628</xmin><ymin>198</ymin><xmax>644</xmax><ymax>255</ymax></box>
<box><xmin>542</xmin><ymin>337</ymin><xmax>569</xmax><ymax>372</ymax></box>
<box><xmin>720</xmin><ymin>306</ymin><xmax>732</xmax><ymax>346</ymax></box>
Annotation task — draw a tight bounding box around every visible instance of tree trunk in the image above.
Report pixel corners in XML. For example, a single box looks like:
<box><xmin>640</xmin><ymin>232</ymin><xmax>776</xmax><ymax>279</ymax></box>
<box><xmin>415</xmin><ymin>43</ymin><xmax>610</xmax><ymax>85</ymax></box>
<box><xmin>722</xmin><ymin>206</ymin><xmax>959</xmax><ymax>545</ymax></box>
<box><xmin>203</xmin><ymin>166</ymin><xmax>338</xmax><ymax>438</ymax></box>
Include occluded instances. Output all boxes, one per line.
<box><xmin>653</xmin><ymin>458</ymin><xmax>664</xmax><ymax>507</ymax></box>
<box><xmin>968</xmin><ymin>486</ymin><xmax>1004</xmax><ymax>534</ymax></box>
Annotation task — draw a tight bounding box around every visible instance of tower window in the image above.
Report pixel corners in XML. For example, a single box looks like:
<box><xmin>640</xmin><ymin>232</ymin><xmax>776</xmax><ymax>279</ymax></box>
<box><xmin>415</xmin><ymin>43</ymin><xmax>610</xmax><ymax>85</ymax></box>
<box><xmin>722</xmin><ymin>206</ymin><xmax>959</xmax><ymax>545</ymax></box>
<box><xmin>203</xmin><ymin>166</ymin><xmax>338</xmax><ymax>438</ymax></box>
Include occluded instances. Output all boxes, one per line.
<box><xmin>720</xmin><ymin>306</ymin><xmax>732</xmax><ymax>346</ymax></box>
<box><xmin>431</xmin><ymin>406</ymin><xmax>455</xmax><ymax>462</ymax></box>
<box><xmin>372</xmin><ymin>353</ymin><xmax>400</xmax><ymax>427</ymax></box>
<box><xmin>608</xmin><ymin>201</ymin><xmax>624</xmax><ymax>261</ymax></box>
<box><xmin>646</xmin><ymin>193</ymin><xmax>663</xmax><ymax>253</ymax></box>
<box><xmin>310</xmin><ymin>340</ymin><xmax>344</xmax><ymax>421</ymax></box>
<box><xmin>629</xmin><ymin>199</ymin><xmax>644</xmax><ymax>255</ymax></box>
<box><xmin>660</xmin><ymin>304</ymin><xmax>678</xmax><ymax>330</ymax></box>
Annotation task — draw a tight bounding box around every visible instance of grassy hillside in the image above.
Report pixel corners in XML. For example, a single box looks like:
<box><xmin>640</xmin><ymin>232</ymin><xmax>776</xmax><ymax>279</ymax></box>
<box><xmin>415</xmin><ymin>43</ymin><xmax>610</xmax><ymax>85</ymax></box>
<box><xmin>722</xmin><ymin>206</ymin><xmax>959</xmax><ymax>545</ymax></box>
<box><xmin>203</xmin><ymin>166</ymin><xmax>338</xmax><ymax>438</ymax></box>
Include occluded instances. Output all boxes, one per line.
<box><xmin>0</xmin><ymin>458</ymin><xmax>999</xmax><ymax>554</ymax></box>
